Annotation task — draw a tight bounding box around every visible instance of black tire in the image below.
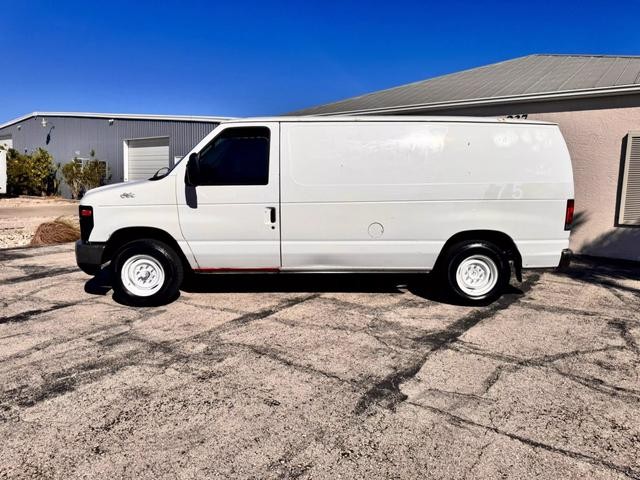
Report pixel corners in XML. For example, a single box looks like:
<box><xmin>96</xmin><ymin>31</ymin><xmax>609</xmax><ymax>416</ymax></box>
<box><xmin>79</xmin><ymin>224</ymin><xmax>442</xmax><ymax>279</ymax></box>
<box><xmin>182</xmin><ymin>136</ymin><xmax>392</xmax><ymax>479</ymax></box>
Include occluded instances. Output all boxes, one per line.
<box><xmin>112</xmin><ymin>239</ymin><xmax>184</xmax><ymax>306</ymax></box>
<box><xmin>440</xmin><ymin>240</ymin><xmax>510</xmax><ymax>304</ymax></box>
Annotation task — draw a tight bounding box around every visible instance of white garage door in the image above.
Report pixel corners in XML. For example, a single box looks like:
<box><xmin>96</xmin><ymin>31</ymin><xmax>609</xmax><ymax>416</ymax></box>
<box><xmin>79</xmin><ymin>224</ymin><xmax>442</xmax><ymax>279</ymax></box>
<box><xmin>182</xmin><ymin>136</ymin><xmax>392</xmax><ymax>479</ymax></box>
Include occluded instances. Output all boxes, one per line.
<box><xmin>0</xmin><ymin>138</ymin><xmax>12</xmax><ymax>194</ymax></box>
<box><xmin>125</xmin><ymin>137</ymin><xmax>170</xmax><ymax>181</ymax></box>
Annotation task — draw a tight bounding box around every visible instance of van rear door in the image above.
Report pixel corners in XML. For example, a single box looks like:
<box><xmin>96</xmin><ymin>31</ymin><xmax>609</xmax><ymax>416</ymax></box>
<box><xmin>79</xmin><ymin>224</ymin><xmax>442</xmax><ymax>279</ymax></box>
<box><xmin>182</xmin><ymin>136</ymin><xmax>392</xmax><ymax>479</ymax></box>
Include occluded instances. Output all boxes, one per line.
<box><xmin>176</xmin><ymin>122</ymin><xmax>281</xmax><ymax>270</ymax></box>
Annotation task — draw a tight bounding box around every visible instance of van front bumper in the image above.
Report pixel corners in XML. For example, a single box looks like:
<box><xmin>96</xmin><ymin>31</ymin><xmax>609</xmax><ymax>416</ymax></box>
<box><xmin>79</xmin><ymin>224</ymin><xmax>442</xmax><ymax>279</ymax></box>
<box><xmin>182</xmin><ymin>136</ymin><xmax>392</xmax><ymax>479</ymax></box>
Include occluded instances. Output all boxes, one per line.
<box><xmin>75</xmin><ymin>240</ymin><xmax>106</xmax><ymax>275</ymax></box>
<box><xmin>557</xmin><ymin>248</ymin><xmax>572</xmax><ymax>270</ymax></box>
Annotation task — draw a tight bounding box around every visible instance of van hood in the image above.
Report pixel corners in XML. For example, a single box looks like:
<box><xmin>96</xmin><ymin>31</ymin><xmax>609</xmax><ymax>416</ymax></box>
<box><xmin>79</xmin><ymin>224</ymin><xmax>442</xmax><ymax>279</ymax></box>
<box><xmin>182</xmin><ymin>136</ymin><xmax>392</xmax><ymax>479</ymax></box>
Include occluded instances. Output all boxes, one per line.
<box><xmin>83</xmin><ymin>179</ymin><xmax>147</xmax><ymax>197</ymax></box>
<box><xmin>81</xmin><ymin>176</ymin><xmax>175</xmax><ymax>206</ymax></box>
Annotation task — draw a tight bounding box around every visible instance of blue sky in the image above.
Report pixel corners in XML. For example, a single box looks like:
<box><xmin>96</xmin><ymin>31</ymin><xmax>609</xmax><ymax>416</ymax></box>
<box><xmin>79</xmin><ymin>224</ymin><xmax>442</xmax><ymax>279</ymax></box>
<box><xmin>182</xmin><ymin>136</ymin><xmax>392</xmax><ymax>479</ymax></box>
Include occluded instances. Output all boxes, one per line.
<box><xmin>1</xmin><ymin>0</ymin><xmax>639</xmax><ymax>122</ymax></box>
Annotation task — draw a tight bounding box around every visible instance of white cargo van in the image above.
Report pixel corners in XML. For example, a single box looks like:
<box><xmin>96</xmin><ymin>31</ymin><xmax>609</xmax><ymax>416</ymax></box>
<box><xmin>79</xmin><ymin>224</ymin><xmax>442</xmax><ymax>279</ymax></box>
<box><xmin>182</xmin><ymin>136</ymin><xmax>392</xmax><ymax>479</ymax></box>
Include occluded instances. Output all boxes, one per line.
<box><xmin>76</xmin><ymin>116</ymin><xmax>574</xmax><ymax>306</ymax></box>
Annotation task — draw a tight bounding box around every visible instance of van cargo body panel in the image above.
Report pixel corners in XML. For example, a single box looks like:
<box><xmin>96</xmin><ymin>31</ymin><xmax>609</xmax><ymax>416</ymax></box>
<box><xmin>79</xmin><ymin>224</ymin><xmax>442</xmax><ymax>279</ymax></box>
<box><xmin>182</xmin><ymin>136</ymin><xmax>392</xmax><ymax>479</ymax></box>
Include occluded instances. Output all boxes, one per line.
<box><xmin>279</xmin><ymin>121</ymin><xmax>573</xmax><ymax>269</ymax></box>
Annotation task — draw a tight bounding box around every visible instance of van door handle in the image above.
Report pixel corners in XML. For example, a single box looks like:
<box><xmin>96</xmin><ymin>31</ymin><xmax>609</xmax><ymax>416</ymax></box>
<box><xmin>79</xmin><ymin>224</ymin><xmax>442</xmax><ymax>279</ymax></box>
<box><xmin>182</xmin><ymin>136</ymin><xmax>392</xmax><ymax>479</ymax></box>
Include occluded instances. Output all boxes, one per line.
<box><xmin>265</xmin><ymin>207</ymin><xmax>277</xmax><ymax>224</ymax></box>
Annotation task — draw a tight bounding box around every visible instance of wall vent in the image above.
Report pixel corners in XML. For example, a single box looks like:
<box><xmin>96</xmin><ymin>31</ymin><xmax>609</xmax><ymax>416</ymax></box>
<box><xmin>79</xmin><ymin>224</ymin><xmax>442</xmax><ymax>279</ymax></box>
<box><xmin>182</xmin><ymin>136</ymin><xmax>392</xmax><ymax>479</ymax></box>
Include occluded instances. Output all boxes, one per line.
<box><xmin>619</xmin><ymin>132</ymin><xmax>640</xmax><ymax>226</ymax></box>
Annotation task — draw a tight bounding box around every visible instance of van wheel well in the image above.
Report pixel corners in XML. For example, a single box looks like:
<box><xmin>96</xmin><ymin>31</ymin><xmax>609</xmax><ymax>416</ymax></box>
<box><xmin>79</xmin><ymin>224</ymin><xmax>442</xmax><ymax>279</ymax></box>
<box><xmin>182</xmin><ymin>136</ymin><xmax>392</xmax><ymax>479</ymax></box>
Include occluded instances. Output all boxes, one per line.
<box><xmin>435</xmin><ymin>230</ymin><xmax>522</xmax><ymax>281</ymax></box>
<box><xmin>103</xmin><ymin>227</ymin><xmax>191</xmax><ymax>273</ymax></box>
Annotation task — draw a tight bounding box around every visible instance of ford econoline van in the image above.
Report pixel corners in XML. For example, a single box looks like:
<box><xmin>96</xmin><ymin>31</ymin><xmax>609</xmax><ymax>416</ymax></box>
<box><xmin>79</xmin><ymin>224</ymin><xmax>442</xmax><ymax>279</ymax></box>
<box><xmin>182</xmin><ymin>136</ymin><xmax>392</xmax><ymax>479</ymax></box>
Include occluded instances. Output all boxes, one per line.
<box><xmin>76</xmin><ymin>116</ymin><xmax>574</xmax><ymax>306</ymax></box>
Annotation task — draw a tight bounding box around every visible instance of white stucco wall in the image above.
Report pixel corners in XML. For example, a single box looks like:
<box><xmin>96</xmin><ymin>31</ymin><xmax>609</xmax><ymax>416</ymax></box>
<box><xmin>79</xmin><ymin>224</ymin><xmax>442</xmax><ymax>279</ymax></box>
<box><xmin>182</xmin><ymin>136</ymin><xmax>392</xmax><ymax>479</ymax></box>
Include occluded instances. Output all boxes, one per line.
<box><xmin>530</xmin><ymin>108</ymin><xmax>640</xmax><ymax>261</ymax></box>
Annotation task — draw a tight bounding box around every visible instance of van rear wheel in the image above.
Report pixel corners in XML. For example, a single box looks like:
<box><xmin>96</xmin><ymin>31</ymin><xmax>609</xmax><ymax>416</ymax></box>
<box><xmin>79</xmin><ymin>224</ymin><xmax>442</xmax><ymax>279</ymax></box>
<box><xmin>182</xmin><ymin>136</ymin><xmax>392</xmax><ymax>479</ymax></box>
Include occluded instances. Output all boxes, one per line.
<box><xmin>112</xmin><ymin>239</ymin><xmax>183</xmax><ymax>306</ymax></box>
<box><xmin>441</xmin><ymin>240</ymin><xmax>510</xmax><ymax>304</ymax></box>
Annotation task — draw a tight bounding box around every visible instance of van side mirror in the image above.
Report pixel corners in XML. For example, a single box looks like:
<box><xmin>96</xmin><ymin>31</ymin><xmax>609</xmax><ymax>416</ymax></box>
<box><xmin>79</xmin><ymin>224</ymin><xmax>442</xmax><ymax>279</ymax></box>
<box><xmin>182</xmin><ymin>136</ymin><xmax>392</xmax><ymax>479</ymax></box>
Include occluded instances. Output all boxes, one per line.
<box><xmin>185</xmin><ymin>152</ymin><xmax>200</xmax><ymax>186</ymax></box>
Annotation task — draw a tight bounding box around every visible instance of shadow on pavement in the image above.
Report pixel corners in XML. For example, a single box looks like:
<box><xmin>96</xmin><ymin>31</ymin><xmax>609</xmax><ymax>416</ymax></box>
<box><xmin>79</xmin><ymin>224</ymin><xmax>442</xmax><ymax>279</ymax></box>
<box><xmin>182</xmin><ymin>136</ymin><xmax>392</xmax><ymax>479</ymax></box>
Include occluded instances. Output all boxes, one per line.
<box><xmin>556</xmin><ymin>256</ymin><xmax>640</xmax><ymax>297</ymax></box>
<box><xmin>85</xmin><ymin>266</ymin><xmax>530</xmax><ymax>307</ymax></box>
<box><xmin>84</xmin><ymin>267</ymin><xmax>113</xmax><ymax>296</ymax></box>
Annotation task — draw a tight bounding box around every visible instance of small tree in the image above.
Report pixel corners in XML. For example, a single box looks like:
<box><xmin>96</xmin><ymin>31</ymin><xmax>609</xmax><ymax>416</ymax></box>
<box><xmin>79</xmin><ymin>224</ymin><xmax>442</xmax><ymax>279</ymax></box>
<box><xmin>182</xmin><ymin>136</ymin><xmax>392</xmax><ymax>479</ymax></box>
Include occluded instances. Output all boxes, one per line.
<box><xmin>6</xmin><ymin>147</ymin><xmax>57</xmax><ymax>196</ymax></box>
<box><xmin>32</xmin><ymin>148</ymin><xmax>60</xmax><ymax>195</ymax></box>
<box><xmin>6</xmin><ymin>149</ymin><xmax>28</xmax><ymax>194</ymax></box>
<box><xmin>61</xmin><ymin>160</ymin><xmax>83</xmax><ymax>199</ymax></box>
<box><xmin>60</xmin><ymin>150</ymin><xmax>109</xmax><ymax>199</ymax></box>
<box><xmin>82</xmin><ymin>150</ymin><xmax>109</xmax><ymax>191</ymax></box>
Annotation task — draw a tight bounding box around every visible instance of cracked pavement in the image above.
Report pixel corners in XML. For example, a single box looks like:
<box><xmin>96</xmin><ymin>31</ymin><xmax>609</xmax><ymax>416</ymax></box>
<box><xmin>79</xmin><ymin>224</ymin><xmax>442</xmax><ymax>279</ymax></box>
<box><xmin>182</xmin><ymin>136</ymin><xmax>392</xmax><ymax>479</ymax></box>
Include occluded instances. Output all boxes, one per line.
<box><xmin>0</xmin><ymin>243</ymin><xmax>639</xmax><ymax>479</ymax></box>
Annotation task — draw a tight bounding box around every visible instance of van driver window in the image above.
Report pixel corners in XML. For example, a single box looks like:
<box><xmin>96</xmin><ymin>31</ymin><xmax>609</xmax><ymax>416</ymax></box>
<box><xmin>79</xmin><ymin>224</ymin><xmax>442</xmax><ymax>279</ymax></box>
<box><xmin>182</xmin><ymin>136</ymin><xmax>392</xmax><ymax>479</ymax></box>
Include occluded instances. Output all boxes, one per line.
<box><xmin>197</xmin><ymin>127</ymin><xmax>270</xmax><ymax>185</ymax></box>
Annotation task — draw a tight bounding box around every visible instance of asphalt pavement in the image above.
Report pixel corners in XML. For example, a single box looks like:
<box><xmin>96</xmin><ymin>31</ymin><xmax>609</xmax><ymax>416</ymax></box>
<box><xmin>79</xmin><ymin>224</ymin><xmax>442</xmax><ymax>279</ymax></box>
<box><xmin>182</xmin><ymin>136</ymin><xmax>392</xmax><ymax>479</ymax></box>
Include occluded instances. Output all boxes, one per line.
<box><xmin>1</xmin><ymin>243</ymin><xmax>638</xmax><ymax>479</ymax></box>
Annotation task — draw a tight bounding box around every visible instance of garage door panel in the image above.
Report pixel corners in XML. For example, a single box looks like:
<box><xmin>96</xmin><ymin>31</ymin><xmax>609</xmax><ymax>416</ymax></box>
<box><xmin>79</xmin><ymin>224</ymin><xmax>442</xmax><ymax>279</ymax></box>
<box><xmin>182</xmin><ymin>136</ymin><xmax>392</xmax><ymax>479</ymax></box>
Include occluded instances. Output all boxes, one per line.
<box><xmin>129</xmin><ymin>147</ymin><xmax>169</xmax><ymax>158</ymax></box>
<box><xmin>128</xmin><ymin>138</ymin><xmax>167</xmax><ymax>148</ymax></box>
<box><xmin>126</xmin><ymin>137</ymin><xmax>169</xmax><ymax>181</ymax></box>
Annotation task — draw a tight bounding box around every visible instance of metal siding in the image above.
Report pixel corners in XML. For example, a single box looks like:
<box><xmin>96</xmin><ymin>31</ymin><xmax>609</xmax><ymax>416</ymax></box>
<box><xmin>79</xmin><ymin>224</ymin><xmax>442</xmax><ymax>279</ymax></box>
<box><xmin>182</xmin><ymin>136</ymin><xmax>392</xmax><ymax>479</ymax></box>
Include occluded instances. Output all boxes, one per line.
<box><xmin>0</xmin><ymin>116</ymin><xmax>218</xmax><ymax>193</ymax></box>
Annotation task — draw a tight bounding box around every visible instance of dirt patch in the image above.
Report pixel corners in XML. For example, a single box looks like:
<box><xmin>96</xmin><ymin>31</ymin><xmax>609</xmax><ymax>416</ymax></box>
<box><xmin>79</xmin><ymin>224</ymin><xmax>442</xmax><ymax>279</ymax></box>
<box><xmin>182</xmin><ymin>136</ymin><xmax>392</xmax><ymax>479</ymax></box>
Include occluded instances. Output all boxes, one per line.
<box><xmin>0</xmin><ymin>196</ymin><xmax>75</xmax><ymax>208</ymax></box>
<box><xmin>0</xmin><ymin>196</ymin><xmax>78</xmax><ymax>248</ymax></box>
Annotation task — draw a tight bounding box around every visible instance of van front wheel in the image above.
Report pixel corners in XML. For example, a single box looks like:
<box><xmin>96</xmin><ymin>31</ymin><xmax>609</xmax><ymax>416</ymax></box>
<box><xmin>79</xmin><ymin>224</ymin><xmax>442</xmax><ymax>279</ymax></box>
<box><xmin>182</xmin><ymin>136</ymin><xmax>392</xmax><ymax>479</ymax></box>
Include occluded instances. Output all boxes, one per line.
<box><xmin>442</xmin><ymin>240</ymin><xmax>510</xmax><ymax>304</ymax></box>
<box><xmin>112</xmin><ymin>239</ymin><xmax>184</xmax><ymax>306</ymax></box>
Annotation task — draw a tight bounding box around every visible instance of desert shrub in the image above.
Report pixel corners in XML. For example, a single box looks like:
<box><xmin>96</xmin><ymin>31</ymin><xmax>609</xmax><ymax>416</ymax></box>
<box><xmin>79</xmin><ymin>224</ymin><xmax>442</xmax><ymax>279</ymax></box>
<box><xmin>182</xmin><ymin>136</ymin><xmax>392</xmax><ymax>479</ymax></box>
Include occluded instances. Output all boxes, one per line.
<box><xmin>60</xmin><ymin>150</ymin><xmax>109</xmax><ymax>199</ymax></box>
<box><xmin>30</xmin><ymin>216</ymin><xmax>80</xmax><ymax>246</ymax></box>
<box><xmin>61</xmin><ymin>150</ymin><xmax>111</xmax><ymax>198</ymax></box>
<box><xmin>82</xmin><ymin>159</ymin><xmax>108</xmax><ymax>191</ymax></box>
<box><xmin>61</xmin><ymin>160</ymin><xmax>83</xmax><ymax>199</ymax></box>
<box><xmin>6</xmin><ymin>148</ymin><xmax>58</xmax><ymax>196</ymax></box>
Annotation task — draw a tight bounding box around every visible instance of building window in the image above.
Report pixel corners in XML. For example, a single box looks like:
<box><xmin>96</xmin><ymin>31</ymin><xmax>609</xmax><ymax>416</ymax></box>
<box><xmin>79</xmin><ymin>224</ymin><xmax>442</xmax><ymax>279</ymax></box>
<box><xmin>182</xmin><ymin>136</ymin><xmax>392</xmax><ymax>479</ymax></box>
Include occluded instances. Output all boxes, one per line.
<box><xmin>618</xmin><ymin>132</ymin><xmax>640</xmax><ymax>226</ymax></box>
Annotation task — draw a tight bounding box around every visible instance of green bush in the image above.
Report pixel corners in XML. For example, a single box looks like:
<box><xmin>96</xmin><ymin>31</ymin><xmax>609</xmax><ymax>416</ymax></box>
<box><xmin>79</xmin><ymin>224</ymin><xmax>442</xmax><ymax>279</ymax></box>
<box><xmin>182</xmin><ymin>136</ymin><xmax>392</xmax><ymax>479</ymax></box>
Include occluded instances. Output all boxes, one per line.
<box><xmin>82</xmin><ymin>159</ymin><xmax>108</xmax><ymax>191</ymax></box>
<box><xmin>60</xmin><ymin>150</ymin><xmax>109</xmax><ymax>199</ymax></box>
<box><xmin>6</xmin><ymin>148</ymin><xmax>59</xmax><ymax>196</ymax></box>
<box><xmin>61</xmin><ymin>161</ymin><xmax>83</xmax><ymax>199</ymax></box>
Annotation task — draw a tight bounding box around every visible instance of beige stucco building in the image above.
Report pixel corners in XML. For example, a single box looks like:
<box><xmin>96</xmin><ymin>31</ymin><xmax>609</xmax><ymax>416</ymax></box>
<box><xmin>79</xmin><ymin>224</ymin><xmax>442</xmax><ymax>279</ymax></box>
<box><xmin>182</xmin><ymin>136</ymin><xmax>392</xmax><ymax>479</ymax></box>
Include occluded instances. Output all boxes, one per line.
<box><xmin>529</xmin><ymin>107</ymin><xmax>639</xmax><ymax>260</ymax></box>
<box><xmin>292</xmin><ymin>55</ymin><xmax>640</xmax><ymax>262</ymax></box>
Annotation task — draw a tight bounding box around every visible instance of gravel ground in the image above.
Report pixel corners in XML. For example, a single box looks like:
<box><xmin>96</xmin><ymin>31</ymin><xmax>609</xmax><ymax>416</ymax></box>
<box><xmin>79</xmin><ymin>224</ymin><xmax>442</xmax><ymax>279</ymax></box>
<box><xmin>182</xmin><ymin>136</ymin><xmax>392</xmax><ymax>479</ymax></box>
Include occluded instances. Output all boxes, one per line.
<box><xmin>0</xmin><ymin>197</ymin><xmax>78</xmax><ymax>248</ymax></box>
<box><xmin>0</xmin><ymin>244</ymin><xmax>639</xmax><ymax>479</ymax></box>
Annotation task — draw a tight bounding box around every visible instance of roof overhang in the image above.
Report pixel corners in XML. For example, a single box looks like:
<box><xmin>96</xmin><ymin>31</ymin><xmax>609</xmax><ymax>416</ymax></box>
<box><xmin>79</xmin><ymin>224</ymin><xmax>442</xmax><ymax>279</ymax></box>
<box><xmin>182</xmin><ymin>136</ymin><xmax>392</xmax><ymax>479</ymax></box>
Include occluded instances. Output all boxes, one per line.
<box><xmin>0</xmin><ymin>112</ymin><xmax>233</xmax><ymax>130</ymax></box>
<box><xmin>303</xmin><ymin>83</ymin><xmax>640</xmax><ymax>116</ymax></box>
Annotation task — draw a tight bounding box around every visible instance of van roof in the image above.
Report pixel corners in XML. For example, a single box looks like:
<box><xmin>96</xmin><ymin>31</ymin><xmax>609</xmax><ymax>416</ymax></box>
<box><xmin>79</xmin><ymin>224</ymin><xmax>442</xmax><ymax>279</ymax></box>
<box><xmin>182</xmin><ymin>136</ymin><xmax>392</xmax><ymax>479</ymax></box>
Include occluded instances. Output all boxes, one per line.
<box><xmin>222</xmin><ymin>115</ymin><xmax>557</xmax><ymax>126</ymax></box>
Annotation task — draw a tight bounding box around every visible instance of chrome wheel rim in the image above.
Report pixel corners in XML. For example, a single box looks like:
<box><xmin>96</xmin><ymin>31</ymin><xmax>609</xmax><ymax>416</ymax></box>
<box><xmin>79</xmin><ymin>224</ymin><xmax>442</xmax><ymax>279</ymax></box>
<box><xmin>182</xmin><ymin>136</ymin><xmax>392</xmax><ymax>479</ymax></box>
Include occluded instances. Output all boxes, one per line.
<box><xmin>455</xmin><ymin>254</ymin><xmax>498</xmax><ymax>297</ymax></box>
<box><xmin>120</xmin><ymin>254</ymin><xmax>165</xmax><ymax>297</ymax></box>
